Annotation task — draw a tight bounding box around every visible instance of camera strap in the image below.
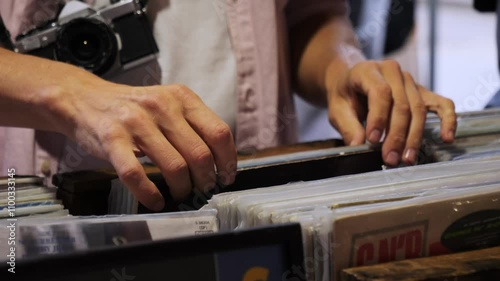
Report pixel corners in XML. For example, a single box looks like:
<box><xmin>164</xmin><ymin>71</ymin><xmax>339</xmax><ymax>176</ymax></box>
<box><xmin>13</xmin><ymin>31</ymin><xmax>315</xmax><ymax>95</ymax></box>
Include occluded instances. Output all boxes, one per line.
<box><xmin>110</xmin><ymin>0</ymin><xmax>148</xmax><ymax>8</ymax></box>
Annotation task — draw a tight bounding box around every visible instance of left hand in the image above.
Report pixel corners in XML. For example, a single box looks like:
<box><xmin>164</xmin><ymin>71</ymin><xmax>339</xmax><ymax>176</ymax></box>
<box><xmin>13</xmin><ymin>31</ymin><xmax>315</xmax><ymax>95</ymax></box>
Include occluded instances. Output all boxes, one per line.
<box><xmin>325</xmin><ymin>59</ymin><xmax>457</xmax><ymax>166</ymax></box>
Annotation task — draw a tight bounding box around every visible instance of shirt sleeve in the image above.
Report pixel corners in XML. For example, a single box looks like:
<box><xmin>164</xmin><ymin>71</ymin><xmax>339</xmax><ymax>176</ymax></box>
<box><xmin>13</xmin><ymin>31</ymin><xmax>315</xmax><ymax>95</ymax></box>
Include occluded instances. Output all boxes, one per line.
<box><xmin>285</xmin><ymin>0</ymin><xmax>349</xmax><ymax>27</ymax></box>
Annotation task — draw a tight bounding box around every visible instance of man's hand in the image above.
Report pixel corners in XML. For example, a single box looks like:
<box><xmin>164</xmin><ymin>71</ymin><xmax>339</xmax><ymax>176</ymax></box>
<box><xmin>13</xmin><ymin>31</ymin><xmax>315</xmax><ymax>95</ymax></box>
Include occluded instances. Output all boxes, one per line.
<box><xmin>63</xmin><ymin>83</ymin><xmax>237</xmax><ymax>211</ymax></box>
<box><xmin>325</xmin><ymin>59</ymin><xmax>457</xmax><ymax>166</ymax></box>
<box><xmin>289</xmin><ymin>12</ymin><xmax>457</xmax><ymax>167</ymax></box>
<box><xmin>0</xmin><ymin>48</ymin><xmax>237</xmax><ymax>211</ymax></box>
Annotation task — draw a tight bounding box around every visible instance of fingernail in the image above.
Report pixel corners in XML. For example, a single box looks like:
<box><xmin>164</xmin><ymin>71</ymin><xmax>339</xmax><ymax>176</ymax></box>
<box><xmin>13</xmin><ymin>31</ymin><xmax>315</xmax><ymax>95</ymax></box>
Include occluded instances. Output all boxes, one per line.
<box><xmin>369</xmin><ymin>129</ymin><xmax>382</xmax><ymax>144</ymax></box>
<box><xmin>386</xmin><ymin>151</ymin><xmax>400</xmax><ymax>166</ymax></box>
<box><xmin>220</xmin><ymin>173</ymin><xmax>235</xmax><ymax>186</ymax></box>
<box><xmin>404</xmin><ymin>148</ymin><xmax>417</xmax><ymax>164</ymax></box>
<box><xmin>447</xmin><ymin>130</ymin><xmax>455</xmax><ymax>141</ymax></box>
<box><xmin>216</xmin><ymin>172</ymin><xmax>228</xmax><ymax>185</ymax></box>
<box><xmin>152</xmin><ymin>199</ymin><xmax>165</xmax><ymax>211</ymax></box>
<box><xmin>217</xmin><ymin>176</ymin><xmax>227</xmax><ymax>186</ymax></box>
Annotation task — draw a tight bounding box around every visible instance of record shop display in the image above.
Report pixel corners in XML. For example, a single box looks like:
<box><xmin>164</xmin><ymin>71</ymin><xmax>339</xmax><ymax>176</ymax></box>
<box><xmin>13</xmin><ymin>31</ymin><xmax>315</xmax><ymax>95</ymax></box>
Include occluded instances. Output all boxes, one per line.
<box><xmin>1</xmin><ymin>109</ymin><xmax>500</xmax><ymax>280</ymax></box>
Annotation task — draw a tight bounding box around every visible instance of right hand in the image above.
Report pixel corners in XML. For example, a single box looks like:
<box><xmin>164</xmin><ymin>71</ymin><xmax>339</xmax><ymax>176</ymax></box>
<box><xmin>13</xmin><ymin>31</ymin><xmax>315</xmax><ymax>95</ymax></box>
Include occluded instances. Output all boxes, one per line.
<box><xmin>50</xmin><ymin>77</ymin><xmax>237</xmax><ymax>211</ymax></box>
<box><xmin>0</xmin><ymin>49</ymin><xmax>237</xmax><ymax>211</ymax></box>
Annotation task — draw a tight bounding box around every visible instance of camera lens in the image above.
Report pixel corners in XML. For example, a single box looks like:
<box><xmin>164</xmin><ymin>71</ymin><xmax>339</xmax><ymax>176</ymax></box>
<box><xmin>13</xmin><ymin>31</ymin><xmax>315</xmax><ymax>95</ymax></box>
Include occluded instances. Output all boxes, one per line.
<box><xmin>56</xmin><ymin>18</ymin><xmax>117</xmax><ymax>75</ymax></box>
<box><xmin>71</xmin><ymin>33</ymin><xmax>100</xmax><ymax>61</ymax></box>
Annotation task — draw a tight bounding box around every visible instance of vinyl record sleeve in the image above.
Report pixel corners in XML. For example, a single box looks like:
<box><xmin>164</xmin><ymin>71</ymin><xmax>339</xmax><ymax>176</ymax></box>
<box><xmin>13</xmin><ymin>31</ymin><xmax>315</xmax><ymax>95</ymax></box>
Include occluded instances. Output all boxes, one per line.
<box><xmin>209</xmin><ymin>157</ymin><xmax>500</xmax><ymax>231</ymax></box>
<box><xmin>0</xmin><ymin>210</ymin><xmax>218</xmax><ymax>260</ymax></box>
<box><xmin>330</xmin><ymin>184</ymin><xmax>500</xmax><ymax>281</ymax></box>
<box><xmin>250</xmin><ymin>169</ymin><xmax>500</xmax><ymax>229</ymax></box>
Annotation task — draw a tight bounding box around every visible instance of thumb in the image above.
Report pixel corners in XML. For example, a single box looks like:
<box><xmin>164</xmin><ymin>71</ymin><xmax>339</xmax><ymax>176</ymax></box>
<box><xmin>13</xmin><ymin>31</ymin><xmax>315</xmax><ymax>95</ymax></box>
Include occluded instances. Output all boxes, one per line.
<box><xmin>328</xmin><ymin>97</ymin><xmax>365</xmax><ymax>146</ymax></box>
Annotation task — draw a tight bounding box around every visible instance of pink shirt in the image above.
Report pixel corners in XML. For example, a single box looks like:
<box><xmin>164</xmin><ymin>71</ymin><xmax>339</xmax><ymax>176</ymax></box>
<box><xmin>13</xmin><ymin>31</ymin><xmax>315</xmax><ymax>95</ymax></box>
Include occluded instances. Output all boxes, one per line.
<box><xmin>0</xmin><ymin>0</ymin><xmax>346</xmax><ymax>177</ymax></box>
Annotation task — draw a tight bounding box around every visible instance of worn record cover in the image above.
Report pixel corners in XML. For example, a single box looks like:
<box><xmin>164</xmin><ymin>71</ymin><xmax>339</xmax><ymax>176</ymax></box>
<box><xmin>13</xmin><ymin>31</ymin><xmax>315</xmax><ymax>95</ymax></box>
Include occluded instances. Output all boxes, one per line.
<box><xmin>0</xmin><ymin>211</ymin><xmax>218</xmax><ymax>260</ymax></box>
<box><xmin>331</xmin><ymin>185</ymin><xmax>500</xmax><ymax>281</ymax></box>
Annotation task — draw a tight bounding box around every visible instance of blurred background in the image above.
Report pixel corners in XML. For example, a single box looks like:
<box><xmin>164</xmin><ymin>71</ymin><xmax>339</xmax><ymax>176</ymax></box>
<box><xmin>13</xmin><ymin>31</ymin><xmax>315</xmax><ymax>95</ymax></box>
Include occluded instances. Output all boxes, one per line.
<box><xmin>417</xmin><ymin>0</ymin><xmax>498</xmax><ymax>112</ymax></box>
<box><xmin>296</xmin><ymin>0</ymin><xmax>500</xmax><ymax>142</ymax></box>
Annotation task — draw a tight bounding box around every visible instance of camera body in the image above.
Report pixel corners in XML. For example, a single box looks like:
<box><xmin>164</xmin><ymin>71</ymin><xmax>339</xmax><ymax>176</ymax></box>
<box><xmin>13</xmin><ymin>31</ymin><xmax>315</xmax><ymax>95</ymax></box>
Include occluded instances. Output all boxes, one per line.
<box><xmin>14</xmin><ymin>0</ymin><xmax>158</xmax><ymax>79</ymax></box>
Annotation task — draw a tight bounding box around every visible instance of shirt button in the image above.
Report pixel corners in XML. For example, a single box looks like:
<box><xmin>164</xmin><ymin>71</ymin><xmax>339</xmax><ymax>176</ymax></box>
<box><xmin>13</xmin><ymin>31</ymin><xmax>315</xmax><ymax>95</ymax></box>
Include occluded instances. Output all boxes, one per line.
<box><xmin>242</xmin><ymin>84</ymin><xmax>256</xmax><ymax>110</ymax></box>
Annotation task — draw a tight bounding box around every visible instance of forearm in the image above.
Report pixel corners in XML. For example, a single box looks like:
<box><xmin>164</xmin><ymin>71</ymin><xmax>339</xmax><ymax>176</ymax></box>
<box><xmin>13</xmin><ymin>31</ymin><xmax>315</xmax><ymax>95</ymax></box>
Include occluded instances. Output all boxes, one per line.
<box><xmin>0</xmin><ymin>48</ymin><xmax>102</xmax><ymax>134</ymax></box>
<box><xmin>290</xmin><ymin>13</ymin><xmax>365</xmax><ymax>106</ymax></box>
<box><xmin>0</xmin><ymin>48</ymin><xmax>239</xmax><ymax>210</ymax></box>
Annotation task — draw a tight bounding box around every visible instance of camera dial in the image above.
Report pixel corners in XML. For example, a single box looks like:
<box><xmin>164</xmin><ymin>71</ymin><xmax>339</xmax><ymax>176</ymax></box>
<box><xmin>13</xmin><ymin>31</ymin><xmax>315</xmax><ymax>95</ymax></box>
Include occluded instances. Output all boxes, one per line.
<box><xmin>56</xmin><ymin>18</ymin><xmax>117</xmax><ymax>75</ymax></box>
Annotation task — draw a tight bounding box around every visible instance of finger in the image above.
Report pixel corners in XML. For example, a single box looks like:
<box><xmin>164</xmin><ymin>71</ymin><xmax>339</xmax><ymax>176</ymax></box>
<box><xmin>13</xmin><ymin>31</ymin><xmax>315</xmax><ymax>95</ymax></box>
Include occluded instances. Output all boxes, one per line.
<box><xmin>171</xmin><ymin>85</ymin><xmax>237</xmax><ymax>186</ymax></box>
<box><xmin>402</xmin><ymin>73</ymin><xmax>427</xmax><ymax>165</ymax></box>
<box><xmin>379</xmin><ymin>61</ymin><xmax>411</xmax><ymax>166</ymax></box>
<box><xmin>328</xmin><ymin>93</ymin><xmax>365</xmax><ymax>146</ymax></box>
<box><xmin>132</xmin><ymin>147</ymin><xmax>145</xmax><ymax>158</ymax></box>
<box><xmin>418</xmin><ymin>85</ymin><xmax>457</xmax><ymax>143</ymax></box>
<box><xmin>107</xmin><ymin>137</ymin><xmax>165</xmax><ymax>211</ymax></box>
<box><xmin>349</xmin><ymin>62</ymin><xmax>393</xmax><ymax>144</ymax></box>
<box><xmin>134</xmin><ymin>122</ymin><xmax>193</xmax><ymax>201</ymax></box>
<box><xmin>160</xmin><ymin>118</ymin><xmax>218</xmax><ymax>193</ymax></box>
<box><xmin>187</xmin><ymin>118</ymin><xmax>236</xmax><ymax>187</ymax></box>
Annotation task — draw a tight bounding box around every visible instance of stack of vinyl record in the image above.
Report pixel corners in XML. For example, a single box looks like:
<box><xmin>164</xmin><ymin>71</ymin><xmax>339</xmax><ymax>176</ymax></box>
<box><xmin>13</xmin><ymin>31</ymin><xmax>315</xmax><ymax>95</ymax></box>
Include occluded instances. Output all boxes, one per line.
<box><xmin>424</xmin><ymin>108</ymin><xmax>500</xmax><ymax>161</ymax></box>
<box><xmin>205</xmin><ymin>155</ymin><xmax>500</xmax><ymax>281</ymax></box>
<box><xmin>24</xmin><ymin>108</ymin><xmax>500</xmax><ymax>280</ymax></box>
<box><xmin>0</xmin><ymin>209</ymin><xmax>218</xmax><ymax>261</ymax></box>
<box><xmin>0</xmin><ymin>176</ymin><xmax>68</xmax><ymax>219</ymax></box>
<box><xmin>1</xmin><ymin>174</ymin><xmax>220</xmax><ymax>262</ymax></box>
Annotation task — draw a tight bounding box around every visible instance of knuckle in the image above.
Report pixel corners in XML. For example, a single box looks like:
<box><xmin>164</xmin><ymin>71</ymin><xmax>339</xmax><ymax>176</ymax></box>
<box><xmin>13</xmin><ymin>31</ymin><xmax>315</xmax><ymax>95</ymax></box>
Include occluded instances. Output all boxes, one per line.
<box><xmin>171</xmin><ymin>83</ymin><xmax>191</xmax><ymax>94</ymax></box>
<box><xmin>166</xmin><ymin>158</ymin><xmax>188</xmax><ymax>175</ymax></box>
<box><xmin>131</xmin><ymin>86</ymin><xmax>148</xmax><ymax>96</ymax></box>
<box><xmin>403</xmin><ymin>71</ymin><xmax>414</xmax><ymax>82</ymax></box>
<box><xmin>142</xmin><ymin>187</ymin><xmax>158</xmax><ymax>200</ymax></box>
<box><xmin>383</xmin><ymin>59</ymin><xmax>402</xmax><ymax>71</ymax></box>
<box><xmin>374</xmin><ymin>84</ymin><xmax>392</xmax><ymax>98</ymax></box>
<box><xmin>101</xmin><ymin>127</ymin><xmax>123</xmax><ymax>143</ymax></box>
<box><xmin>450</xmin><ymin>110</ymin><xmax>458</xmax><ymax>119</ymax></box>
<box><xmin>119</xmin><ymin>164</ymin><xmax>143</xmax><ymax>184</ymax></box>
<box><xmin>390</xmin><ymin>134</ymin><xmax>407</xmax><ymax>147</ymax></box>
<box><xmin>394</xmin><ymin>102</ymin><xmax>411</xmax><ymax>116</ymax></box>
<box><xmin>359</xmin><ymin>60</ymin><xmax>378</xmax><ymax>71</ymax></box>
<box><xmin>121</xmin><ymin>110</ymin><xmax>146</xmax><ymax>128</ymax></box>
<box><xmin>168</xmin><ymin>83</ymin><xmax>201</xmax><ymax>106</ymax></box>
<box><xmin>447</xmin><ymin>110</ymin><xmax>458</xmax><ymax>123</ymax></box>
<box><xmin>413</xmin><ymin>101</ymin><xmax>427</xmax><ymax>116</ymax></box>
<box><xmin>140</xmin><ymin>93</ymin><xmax>163</xmax><ymax>112</ymax></box>
<box><xmin>170</xmin><ymin>84</ymin><xmax>193</xmax><ymax>98</ymax></box>
<box><xmin>409</xmin><ymin>137</ymin><xmax>423</xmax><ymax>148</ymax></box>
<box><xmin>210</xmin><ymin>123</ymin><xmax>232</xmax><ymax>143</ymax></box>
<box><xmin>442</xmin><ymin>98</ymin><xmax>456</xmax><ymax>111</ymax></box>
<box><xmin>191</xmin><ymin>145</ymin><xmax>213</xmax><ymax>167</ymax></box>
<box><xmin>370</xmin><ymin>115</ymin><xmax>387</xmax><ymax>127</ymax></box>
<box><xmin>437</xmin><ymin>97</ymin><xmax>457</xmax><ymax>119</ymax></box>
<box><xmin>450</xmin><ymin>116</ymin><xmax>457</xmax><ymax>126</ymax></box>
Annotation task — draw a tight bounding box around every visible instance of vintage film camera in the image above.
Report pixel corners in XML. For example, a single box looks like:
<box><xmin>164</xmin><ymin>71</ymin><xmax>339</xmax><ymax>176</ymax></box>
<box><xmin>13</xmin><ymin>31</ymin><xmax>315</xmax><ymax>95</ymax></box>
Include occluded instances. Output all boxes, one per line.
<box><xmin>14</xmin><ymin>0</ymin><xmax>158</xmax><ymax>80</ymax></box>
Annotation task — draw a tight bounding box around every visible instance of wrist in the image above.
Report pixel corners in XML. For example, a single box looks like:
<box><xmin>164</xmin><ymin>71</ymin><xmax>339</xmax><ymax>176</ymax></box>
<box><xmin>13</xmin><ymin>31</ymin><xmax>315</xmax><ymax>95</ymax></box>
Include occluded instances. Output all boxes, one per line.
<box><xmin>35</xmin><ymin>83</ymin><xmax>75</xmax><ymax>136</ymax></box>
<box><xmin>324</xmin><ymin>44</ymin><xmax>365</xmax><ymax>100</ymax></box>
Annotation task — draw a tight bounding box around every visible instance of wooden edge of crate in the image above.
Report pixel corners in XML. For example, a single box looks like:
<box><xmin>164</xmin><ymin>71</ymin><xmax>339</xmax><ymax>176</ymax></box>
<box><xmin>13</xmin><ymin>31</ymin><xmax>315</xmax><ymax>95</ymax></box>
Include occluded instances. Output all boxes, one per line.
<box><xmin>341</xmin><ymin>246</ymin><xmax>500</xmax><ymax>281</ymax></box>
